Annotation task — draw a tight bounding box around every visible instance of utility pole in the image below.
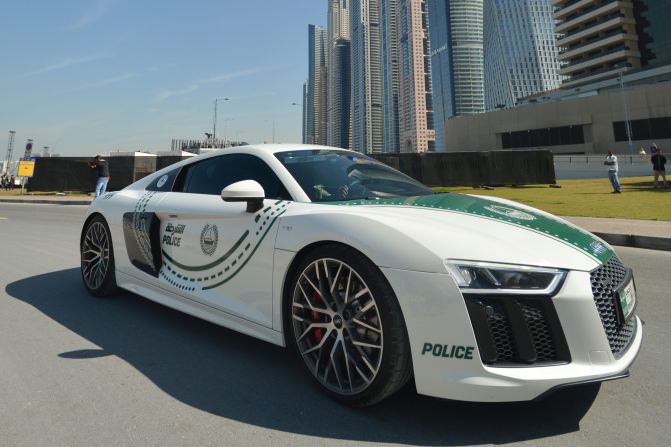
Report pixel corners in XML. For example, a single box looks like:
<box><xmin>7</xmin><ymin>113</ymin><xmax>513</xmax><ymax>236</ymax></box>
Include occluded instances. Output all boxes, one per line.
<box><xmin>3</xmin><ymin>131</ymin><xmax>15</xmax><ymax>175</ymax></box>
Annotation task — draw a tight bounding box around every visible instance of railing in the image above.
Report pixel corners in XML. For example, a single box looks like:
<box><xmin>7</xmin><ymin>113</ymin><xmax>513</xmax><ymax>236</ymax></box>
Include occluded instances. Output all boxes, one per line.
<box><xmin>554</xmin><ymin>155</ymin><xmax>650</xmax><ymax>165</ymax></box>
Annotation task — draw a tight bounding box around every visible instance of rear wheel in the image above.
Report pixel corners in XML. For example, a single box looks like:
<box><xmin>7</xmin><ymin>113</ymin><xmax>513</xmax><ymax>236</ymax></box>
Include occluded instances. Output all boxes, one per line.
<box><xmin>81</xmin><ymin>216</ymin><xmax>118</xmax><ymax>297</ymax></box>
<box><xmin>287</xmin><ymin>244</ymin><xmax>412</xmax><ymax>406</ymax></box>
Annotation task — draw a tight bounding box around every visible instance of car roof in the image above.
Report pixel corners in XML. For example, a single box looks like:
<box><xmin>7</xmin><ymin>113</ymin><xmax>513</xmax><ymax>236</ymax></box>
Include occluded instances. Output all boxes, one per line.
<box><xmin>193</xmin><ymin>144</ymin><xmax>361</xmax><ymax>160</ymax></box>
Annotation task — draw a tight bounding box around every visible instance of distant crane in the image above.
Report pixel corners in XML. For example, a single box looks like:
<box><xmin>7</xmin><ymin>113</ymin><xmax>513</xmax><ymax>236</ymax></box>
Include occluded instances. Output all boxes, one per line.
<box><xmin>3</xmin><ymin>130</ymin><xmax>15</xmax><ymax>175</ymax></box>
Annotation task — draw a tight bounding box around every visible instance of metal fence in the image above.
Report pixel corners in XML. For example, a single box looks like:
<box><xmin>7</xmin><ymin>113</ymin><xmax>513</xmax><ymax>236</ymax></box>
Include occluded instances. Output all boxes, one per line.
<box><xmin>554</xmin><ymin>154</ymin><xmax>653</xmax><ymax>179</ymax></box>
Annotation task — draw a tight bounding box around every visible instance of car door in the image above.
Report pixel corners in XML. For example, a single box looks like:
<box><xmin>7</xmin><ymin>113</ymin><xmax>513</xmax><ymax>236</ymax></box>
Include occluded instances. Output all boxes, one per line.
<box><xmin>155</xmin><ymin>153</ymin><xmax>292</xmax><ymax>328</ymax></box>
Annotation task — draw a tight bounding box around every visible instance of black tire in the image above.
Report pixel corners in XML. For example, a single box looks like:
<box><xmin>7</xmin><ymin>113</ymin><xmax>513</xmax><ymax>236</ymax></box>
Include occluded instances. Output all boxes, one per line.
<box><xmin>285</xmin><ymin>244</ymin><xmax>413</xmax><ymax>406</ymax></box>
<box><xmin>80</xmin><ymin>215</ymin><xmax>119</xmax><ymax>297</ymax></box>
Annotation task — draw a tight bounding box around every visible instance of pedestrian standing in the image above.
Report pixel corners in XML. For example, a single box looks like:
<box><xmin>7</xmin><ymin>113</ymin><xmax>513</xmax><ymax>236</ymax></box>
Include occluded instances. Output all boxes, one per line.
<box><xmin>9</xmin><ymin>175</ymin><xmax>15</xmax><ymax>190</ymax></box>
<box><xmin>651</xmin><ymin>148</ymin><xmax>668</xmax><ymax>188</ymax></box>
<box><xmin>89</xmin><ymin>155</ymin><xmax>111</xmax><ymax>198</ymax></box>
<box><xmin>604</xmin><ymin>151</ymin><xmax>622</xmax><ymax>194</ymax></box>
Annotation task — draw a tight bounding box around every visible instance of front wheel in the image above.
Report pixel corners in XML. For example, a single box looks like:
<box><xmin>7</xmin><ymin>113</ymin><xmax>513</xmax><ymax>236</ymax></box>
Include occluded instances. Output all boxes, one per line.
<box><xmin>287</xmin><ymin>244</ymin><xmax>412</xmax><ymax>406</ymax></box>
<box><xmin>81</xmin><ymin>215</ymin><xmax>118</xmax><ymax>297</ymax></box>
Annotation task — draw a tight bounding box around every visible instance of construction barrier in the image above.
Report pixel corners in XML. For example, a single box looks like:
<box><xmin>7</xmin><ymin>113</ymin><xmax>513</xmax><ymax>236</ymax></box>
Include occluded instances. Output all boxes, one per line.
<box><xmin>26</xmin><ymin>150</ymin><xmax>555</xmax><ymax>192</ymax></box>
<box><xmin>371</xmin><ymin>150</ymin><xmax>556</xmax><ymax>187</ymax></box>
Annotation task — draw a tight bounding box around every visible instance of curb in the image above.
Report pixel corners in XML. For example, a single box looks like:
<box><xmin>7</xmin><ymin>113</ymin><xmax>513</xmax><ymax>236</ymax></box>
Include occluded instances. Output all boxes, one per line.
<box><xmin>0</xmin><ymin>198</ymin><xmax>92</xmax><ymax>206</ymax></box>
<box><xmin>594</xmin><ymin>232</ymin><xmax>671</xmax><ymax>253</ymax></box>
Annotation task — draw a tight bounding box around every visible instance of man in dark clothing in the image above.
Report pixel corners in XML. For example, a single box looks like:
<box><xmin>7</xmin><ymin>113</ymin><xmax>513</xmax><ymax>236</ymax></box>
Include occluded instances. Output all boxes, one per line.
<box><xmin>651</xmin><ymin>148</ymin><xmax>668</xmax><ymax>188</ymax></box>
<box><xmin>89</xmin><ymin>155</ymin><xmax>111</xmax><ymax>197</ymax></box>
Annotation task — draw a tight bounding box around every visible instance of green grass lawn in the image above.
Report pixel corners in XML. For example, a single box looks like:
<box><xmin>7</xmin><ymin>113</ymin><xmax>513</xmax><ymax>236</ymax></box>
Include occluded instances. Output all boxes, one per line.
<box><xmin>433</xmin><ymin>176</ymin><xmax>671</xmax><ymax>221</ymax></box>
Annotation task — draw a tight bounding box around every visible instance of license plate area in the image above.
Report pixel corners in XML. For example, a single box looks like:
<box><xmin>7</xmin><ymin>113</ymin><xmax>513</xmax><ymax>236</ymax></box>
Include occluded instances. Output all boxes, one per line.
<box><xmin>614</xmin><ymin>270</ymin><xmax>637</xmax><ymax>323</ymax></box>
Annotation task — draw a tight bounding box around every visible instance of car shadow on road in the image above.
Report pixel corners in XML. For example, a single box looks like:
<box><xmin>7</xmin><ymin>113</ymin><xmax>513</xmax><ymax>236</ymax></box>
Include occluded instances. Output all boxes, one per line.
<box><xmin>6</xmin><ymin>269</ymin><xmax>600</xmax><ymax>446</ymax></box>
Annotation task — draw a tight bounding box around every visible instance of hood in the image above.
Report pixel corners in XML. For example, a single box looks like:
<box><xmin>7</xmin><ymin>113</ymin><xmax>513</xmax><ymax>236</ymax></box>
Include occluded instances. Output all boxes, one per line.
<box><xmin>324</xmin><ymin>194</ymin><xmax>613</xmax><ymax>272</ymax></box>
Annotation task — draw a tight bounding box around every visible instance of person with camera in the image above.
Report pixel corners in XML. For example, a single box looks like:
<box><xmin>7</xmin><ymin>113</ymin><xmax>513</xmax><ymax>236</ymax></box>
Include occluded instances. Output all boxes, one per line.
<box><xmin>89</xmin><ymin>155</ymin><xmax>110</xmax><ymax>198</ymax></box>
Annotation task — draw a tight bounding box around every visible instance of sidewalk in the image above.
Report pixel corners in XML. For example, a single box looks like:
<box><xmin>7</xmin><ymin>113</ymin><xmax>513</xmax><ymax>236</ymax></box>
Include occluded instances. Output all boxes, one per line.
<box><xmin>1</xmin><ymin>195</ymin><xmax>669</xmax><ymax>251</ymax></box>
<box><xmin>0</xmin><ymin>195</ymin><xmax>93</xmax><ymax>206</ymax></box>
<box><xmin>563</xmin><ymin>216</ymin><xmax>671</xmax><ymax>252</ymax></box>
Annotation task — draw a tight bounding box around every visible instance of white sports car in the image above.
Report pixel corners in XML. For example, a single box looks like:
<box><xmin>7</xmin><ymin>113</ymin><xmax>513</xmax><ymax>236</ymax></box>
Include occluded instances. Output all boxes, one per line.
<box><xmin>80</xmin><ymin>144</ymin><xmax>642</xmax><ymax>406</ymax></box>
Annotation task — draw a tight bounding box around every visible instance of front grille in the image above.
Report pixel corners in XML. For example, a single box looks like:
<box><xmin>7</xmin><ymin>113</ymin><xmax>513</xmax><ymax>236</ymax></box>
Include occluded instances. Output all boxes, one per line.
<box><xmin>590</xmin><ymin>255</ymin><xmax>637</xmax><ymax>356</ymax></box>
<box><xmin>465</xmin><ymin>296</ymin><xmax>571</xmax><ymax>366</ymax></box>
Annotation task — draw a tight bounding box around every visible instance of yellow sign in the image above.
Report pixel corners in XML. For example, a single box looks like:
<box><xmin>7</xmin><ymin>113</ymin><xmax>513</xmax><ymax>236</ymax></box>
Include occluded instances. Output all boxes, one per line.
<box><xmin>18</xmin><ymin>160</ymin><xmax>36</xmax><ymax>178</ymax></box>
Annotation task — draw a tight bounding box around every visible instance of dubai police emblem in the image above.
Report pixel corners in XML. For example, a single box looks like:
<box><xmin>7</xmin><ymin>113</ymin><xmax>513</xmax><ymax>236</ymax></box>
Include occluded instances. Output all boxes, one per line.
<box><xmin>200</xmin><ymin>224</ymin><xmax>219</xmax><ymax>256</ymax></box>
<box><xmin>484</xmin><ymin>205</ymin><xmax>537</xmax><ymax>221</ymax></box>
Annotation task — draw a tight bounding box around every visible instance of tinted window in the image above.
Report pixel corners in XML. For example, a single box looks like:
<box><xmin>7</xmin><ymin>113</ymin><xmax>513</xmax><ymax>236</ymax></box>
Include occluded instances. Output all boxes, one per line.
<box><xmin>275</xmin><ymin>149</ymin><xmax>432</xmax><ymax>202</ymax></box>
<box><xmin>178</xmin><ymin>154</ymin><xmax>291</xmax><ymax>200</ymax></box>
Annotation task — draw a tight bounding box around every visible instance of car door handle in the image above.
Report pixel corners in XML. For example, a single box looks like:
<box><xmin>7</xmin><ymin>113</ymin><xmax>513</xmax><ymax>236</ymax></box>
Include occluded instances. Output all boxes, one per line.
<box><xmin>169</xmin><ymin>214</ymin><xmax>179</xmax><ymax>218</ymax></box>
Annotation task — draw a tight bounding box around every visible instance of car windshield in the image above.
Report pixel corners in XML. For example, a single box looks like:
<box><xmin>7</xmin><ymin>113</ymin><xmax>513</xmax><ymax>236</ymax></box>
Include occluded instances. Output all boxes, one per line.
<box><xmin>275</xmin><ymin>149</ymin><xmax>433</xmax><ymax>202</ymax></box>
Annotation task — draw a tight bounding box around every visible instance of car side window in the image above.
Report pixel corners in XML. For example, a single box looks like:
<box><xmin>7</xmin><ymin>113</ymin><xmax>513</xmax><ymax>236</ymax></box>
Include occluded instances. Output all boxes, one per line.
<box><xmin>177</xmin><ymin>154</ymin><xmax>292</xmax><ymax>200</ymax></box>
<box><xmin>146</xmin><ymin>167</ymin><xmax>180</xmax><ymax>192</ymax></box>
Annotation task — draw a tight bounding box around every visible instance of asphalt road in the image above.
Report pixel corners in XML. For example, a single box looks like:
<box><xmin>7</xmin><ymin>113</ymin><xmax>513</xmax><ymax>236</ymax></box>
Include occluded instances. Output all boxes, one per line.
<box><xmin>0</xmin><ymin>203</ymin><xmax>669</xmax><ymax>447</ymax></box>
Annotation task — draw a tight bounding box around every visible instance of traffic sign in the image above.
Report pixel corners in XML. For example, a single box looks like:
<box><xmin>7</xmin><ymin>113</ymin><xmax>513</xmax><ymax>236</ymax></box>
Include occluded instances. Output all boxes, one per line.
<box><xmin>17</xmin><ymin>158</ymin><xmax>36</xmax><ymax>178</ymax></box>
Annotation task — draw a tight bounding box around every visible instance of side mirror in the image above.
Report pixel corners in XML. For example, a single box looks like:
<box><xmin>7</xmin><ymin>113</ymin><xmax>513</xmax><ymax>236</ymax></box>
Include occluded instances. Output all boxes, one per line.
<box><xmin>221</xmin><ymin>180</ymin><xmax>265</xmax><ymax>213</ymax></box>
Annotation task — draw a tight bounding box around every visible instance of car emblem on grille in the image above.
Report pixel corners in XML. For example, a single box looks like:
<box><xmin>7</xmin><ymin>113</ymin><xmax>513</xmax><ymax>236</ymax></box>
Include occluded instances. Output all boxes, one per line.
<box><xmin>590</xmin><ymin>241</ymin><xmax>608</xmax><ymax>255</ymax></box>
<box><xmin>200</xmin><ymin>224</ymin><xmax>219</xmax><ymax>256</ymax></box>
<box><xmin>484</xmin><ymin>205</ymin><xmax>537</xmax><ymax>221</ymax></box>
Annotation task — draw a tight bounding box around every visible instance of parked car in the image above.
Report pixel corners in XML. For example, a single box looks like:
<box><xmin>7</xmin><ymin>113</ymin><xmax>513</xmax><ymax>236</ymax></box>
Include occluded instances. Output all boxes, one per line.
<box><xmin>80</xmin><ymin>144</ymin><xmax>642</xmax><ymax>406</ymax></box>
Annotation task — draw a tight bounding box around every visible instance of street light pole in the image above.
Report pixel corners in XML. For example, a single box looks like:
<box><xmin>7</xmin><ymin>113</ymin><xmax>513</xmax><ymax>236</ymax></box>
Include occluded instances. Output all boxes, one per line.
<box><xmin>213</xmin><ymin>97</ymin><xmax>230</xmax><ymax>147</ymax></box>
<box><xmin>619</xmin><ymin>70</ymin><xmax>634</xmax><ymax>154</ymax></box>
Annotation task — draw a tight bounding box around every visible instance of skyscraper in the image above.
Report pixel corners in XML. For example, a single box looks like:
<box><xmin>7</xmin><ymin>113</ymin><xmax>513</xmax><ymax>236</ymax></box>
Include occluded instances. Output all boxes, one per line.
<box><xmin>306</xmin><ymin>25</ymin><xmax>328</xmax><ymax>145</ymax></box>
<box><xmin>484</xmin><ymin>0</ymin><xmax>562</xmax><ymax>110</ymax></box>
<box><xmin>427</xmin><ymin>0</ymin><xmax>485</xmax><ymax>151</ymax></box>
<box><xmin>555</xmin><ymin>0</ymin><xmax>671</xmax><ymax>88</ymax></box>
<box><xmin>327</xmin><ymin>0</ymin><xmax>352</xmax><ymax>149</ymax></box>
<box><xmin>302</xmin><ymin>81</ymin><xmax>308</xmax><ymax>144</ymax></box>
<box><xmin>350</xmin><ymin>0</ymin><xmax>384</xmax><ymax>154</ymax></box>
<box><xmin>636</xmin><ymin>1</ymin><xmax>671</xmax><ymax>69</ymax></box>
<box><xmin>381</xmin><ymin>0</ymin><xmax>400</xmax><ymax>153</ymax></box>
<box><xmin>397</xmin><ymin>0</ymin><xmax>435</xmax><ymax>153</ymax></box>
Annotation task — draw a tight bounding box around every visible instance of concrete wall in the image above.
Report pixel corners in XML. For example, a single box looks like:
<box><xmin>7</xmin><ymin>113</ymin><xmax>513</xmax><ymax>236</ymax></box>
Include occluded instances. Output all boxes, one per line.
<box><xmin>443</xmin><ymin>83</ymin><xmax>671</xmax><ymax>154</ymax></box>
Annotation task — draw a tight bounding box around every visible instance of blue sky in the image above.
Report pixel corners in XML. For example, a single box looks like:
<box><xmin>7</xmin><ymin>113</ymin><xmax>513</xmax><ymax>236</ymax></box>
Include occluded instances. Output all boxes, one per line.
<box><xmin>1</xmin><ymin>0</ymin><xmax>325</xmax><ymax>156</ymax></box>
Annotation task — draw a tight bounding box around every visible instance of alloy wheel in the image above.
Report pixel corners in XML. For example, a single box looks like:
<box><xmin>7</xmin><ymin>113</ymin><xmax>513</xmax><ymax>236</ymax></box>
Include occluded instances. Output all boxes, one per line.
<box><xmin>291</xmin><ymin>258</ymin><xmax>383</xmax><ymax>395</ymax></box>
<box><xmin>82</xmin><ymin>221</ymin><xmax>111</xmax><ymax>291</ymax></box>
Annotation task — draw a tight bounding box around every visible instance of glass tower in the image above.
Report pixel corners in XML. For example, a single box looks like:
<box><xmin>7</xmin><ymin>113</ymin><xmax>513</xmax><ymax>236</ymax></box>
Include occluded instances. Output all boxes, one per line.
<box><xmin>484</xmin><ymin>0</ymin><xmax>562</xmax><ymax>110</ymax></box>
<box><xmin>327</xmin><ymin>0</ymin><xmax>351</xmax><ymax>149</ymax></box>
<box><xmin>307</xmin><ymin>24</ymin><xmax>328</xmax><ymax>145</ymax></box>
<box><xmin>350</xmin><ymin>0</ymin><xmax>384</xmax><ymax>154</ymax></box>
<box><xmin>636</xmin><ymin>0</ymin><xmax>671</xmax><ymax>69</ymax></box>
<box><xmin>427</xmin><ymin>0</ymin><xmax>485</xmax><ymax>151</ymax></box>
<box><xmin>381</xmin><ymin>0</ymin><xmax>400</xmax><ymax>153</ymax></box>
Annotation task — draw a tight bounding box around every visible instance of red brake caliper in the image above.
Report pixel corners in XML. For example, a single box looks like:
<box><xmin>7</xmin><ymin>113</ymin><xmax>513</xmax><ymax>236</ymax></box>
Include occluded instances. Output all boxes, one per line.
<box><xmin>312</xmin><ymin>290</ymin><xmax>325</xmax><ymax>344</ymax></box>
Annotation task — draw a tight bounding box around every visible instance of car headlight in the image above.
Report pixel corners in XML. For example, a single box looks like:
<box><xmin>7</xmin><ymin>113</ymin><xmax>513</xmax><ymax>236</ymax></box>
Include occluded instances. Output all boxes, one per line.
<box><xmin>444</xmin><ymin>260</ymin><xmax>567</xmax><ymax>296</ymax></box>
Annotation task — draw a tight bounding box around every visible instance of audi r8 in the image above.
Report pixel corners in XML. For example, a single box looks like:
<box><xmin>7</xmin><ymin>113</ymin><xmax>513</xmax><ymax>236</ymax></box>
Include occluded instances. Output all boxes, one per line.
<box><xmin>80</xmin><ymin>144</ymin><xmax>642</xmax><ymax>406</ymax></box>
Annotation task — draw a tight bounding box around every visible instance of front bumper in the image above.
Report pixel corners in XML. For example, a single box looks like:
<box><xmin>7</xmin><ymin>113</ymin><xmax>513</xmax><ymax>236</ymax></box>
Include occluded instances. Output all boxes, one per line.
<box><xmin>381</xmin><ymin>267</ymin><xmax>643</xmax><ymax>403</ymax></box>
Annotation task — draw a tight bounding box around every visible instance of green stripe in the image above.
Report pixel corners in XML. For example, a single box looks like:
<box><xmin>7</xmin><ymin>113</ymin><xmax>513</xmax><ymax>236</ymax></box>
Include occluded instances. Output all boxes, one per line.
<box><xmin>327</xmin><ymin>194</ymin><xmax>613</xmax><ymax>264</ymax></box>
<box><xmin>203</xmin><ymin>210</ymin><xmax>286</xmax><ymax>290</ymax></box>
<box><xmin>161</xmin><ymin>230</ymin><xmax>249</xmax><ymax>272</ymax></box>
